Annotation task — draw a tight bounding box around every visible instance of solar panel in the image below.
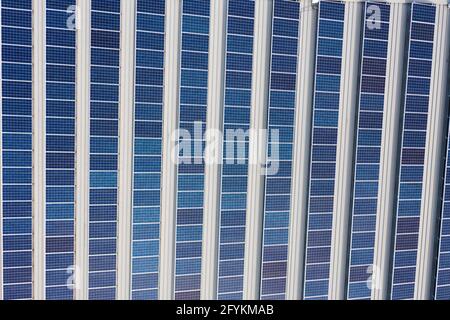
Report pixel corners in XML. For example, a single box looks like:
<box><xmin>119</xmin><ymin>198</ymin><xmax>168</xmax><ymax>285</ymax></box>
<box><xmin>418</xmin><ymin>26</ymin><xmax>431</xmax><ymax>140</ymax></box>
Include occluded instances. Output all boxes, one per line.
<box><xmin>391</xmin><ymin>2</ymin><xmax>435</xmax><ymax>300</ymax></box>
<box><xmin>216</xmin><ymin>0</ymin><xmax>254</xmax><ymax>301</ymax></box>
<box><xmin>130</xmin><ymin>0</ymin><xmax>165</xmax><ymax>301</ymax></box>
<box><xmin>45</xmin><ymin>0</ymin><xmax>77</xmax><ymax>300</ymax></box>
<box><xmin>260</xmin><ymin>0</ymin><xmax>300</xmax><ymax>301</ymax></box>
<box><xmin>174</xmin><ymin>0</ymin><xmax>210</xmax><ymax>300</ymax></box>
<box><xmin>346</xmin><ymin>1</ymin><xmax>390</xmax><ymax>300</ymax></box>
<box><xmin>88</xmin><ymin>0</ymin><xmax>121</xmax><ymax>300</ymax></box>
<box><xmin>303</xmin><ymin>0</ymin><xmax>345</xmax><ymax>300</ymax></box>
<box><xmin>1</xmin><ymin>0</ymin><xmax>33</xmax><ymax>301</ymax></box>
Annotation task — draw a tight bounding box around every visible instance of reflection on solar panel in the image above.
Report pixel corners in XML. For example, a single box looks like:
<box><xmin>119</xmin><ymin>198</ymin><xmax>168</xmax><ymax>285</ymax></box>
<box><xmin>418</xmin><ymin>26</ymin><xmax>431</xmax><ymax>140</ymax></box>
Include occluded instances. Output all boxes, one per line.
<box><xmin>435</xmin><ymin>103</ymin><xmax>450</xmax><ymax>300</ymax></box>
<box><xmin>303</xmin><ymin>0</ymin><xmax>345</xmax><ymax>300</ymax></box>
<box><xmin>1</xmin><ymin>0</ymin><xmax>33</xmax><ymax>301</ymax></box>
<box><xmin>216</xmin><ymin>0</ymin><xmax>254</xmax><ymax>301</ymax></box>
<box><xmin>88</xmin><ymin>0</ymin><xmax>121</xmax><ymax>300</ymax></box>
<box><xmin>45</xmin><ymin>0</ymin><xmax>77</xmax><ymax>300</ymax></box>
<box><xmin>174</xmin><ymin>0</ymin><xmax>210</xmax><ymax>300</ymax></box>
<box><xmin>130</xmin><ymin>0</ymin><xmax>165</xmax><ymax>300</ymax></box>
<box><xmin>347</xmin><ymin>1</ymin><xmax>390</xmax><ymax>300</ymax></box>
<box><xmin>391</xmin><ymin>3</ymin><xmax>435</xmax><ymax>300</ymax></box>
<box><xmin>260</xmin><ymin>0</ymin><xmax>300</xmax><ymax>301</ymax></box>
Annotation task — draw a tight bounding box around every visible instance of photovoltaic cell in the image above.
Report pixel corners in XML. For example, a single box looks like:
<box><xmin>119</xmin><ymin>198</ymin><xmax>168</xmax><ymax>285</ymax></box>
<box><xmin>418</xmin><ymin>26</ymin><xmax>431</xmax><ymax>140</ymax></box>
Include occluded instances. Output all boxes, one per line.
<box><xmin>216</xmin><ymin>0</ymin><xmax>254</xmax><ymax>301</ymax></box>
<box><xmin>1</xmin><ymin>0</ymin><xmax>33</xmax><ymax>300</ymax></box>
<box><xmin>435</xmin><ymin>101</ymin><xmax>450</xmax><ymax>300</ymax></box>
<box><xmin>391</xmin><ymin>3</ymin><xmax>435</xmax><ymax>300</ymax></box>
<box><xmin>88</xmin><ymin>0</ymin><xmax>121</xmax><ymax>300</ymax></box>
<box><xmin>303</xmin><ymin>0</ymin><xmax>345</xmax><ymax>300</ymax></box>
<box><xmin>347</xmin><ymin>1</ymin><xmax>390</xmax><ymax>300</ymax></box>
<box><xmin>174</xmin><ymin>0</ymin><xmax>210</xmax><ymax>300</ymax></box>
<box><xmin>45</xmin><ymin>0</ymin><xmax>76</xmax><ymax>300</ymax></box>
<box><xmin>130</xmin><ymin>0</ymin><xmax>165</xmax><ymax>300</ymax></box>
<box><xmin>260</xmin><ymin>0</ymin><xmax>300</xmax><ymax>301</ymax></box>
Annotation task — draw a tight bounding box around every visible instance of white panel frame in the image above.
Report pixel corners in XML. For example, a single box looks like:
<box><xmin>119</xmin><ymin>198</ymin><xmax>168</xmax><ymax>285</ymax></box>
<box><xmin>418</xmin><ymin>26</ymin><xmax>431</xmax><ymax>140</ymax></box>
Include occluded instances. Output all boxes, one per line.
<box><xmin>159</xmin><ymin>0</ymin><xmax>181</xmax><ymax>300</ymax></box>
<box><xmin>32</xmin><ymin>0</ymin><xmax>46</xmax><ymax>300</ymax></box>
<box><xmin>286</xmin><ymin>0</ymin><xmax>318</xmax><ymax>300</ymax></box>
<box><xmin>243</xmin><ymin>0</ymin><xmax>273</xmax><ymax>300</ymax></box>
<box><xmin>329</xmin><ymin>0</ymin><xmax>363</xmax><ymax>300</ymax></box>
<box><xmin>201</xmin><ymin>0</ymin><xmax>227</xmax><ymax>300</ymax></box>
<box><xmin>116</xmin><ymin>0</ymin><xmax>136</xmax><ymax>301</ymax></box>
<box><xmin>74</xmin><ymin>0</ymin><xmax>91</xmax><ymax>301</ymax></box>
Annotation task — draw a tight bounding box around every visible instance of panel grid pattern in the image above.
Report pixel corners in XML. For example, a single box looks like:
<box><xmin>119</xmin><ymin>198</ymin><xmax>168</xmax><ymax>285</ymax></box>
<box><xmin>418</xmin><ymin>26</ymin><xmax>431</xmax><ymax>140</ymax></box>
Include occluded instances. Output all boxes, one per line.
<box><xmin>88</xmin><ymin>0</ymin><xmax>121</xmax><ymax>300</ymax></box>
<box><xmin>347</xmin><ymin>1</ymin><xmax>390</xmax><ymax>300</ymax></box>
<box><xmin>130</xmin><ymin>0</ymin><xmax>165</xmax><ymax>301</ymax></box>
<box><xmin>303</xmin><ymin>0</ymin><xmax>345</xmax><ymax>300</ymax></box>
<box><xmin>391</xmin><ymin>3</ymin><xmax>435</xmax><ymax>300</ymax></box>
<box><xmin>174</xmin><ymin>0</ymin><xmax>210</xmax><ymax>300</ymax></box>
<box><xmin>45</xmin><ymin>0</ymin><xmax>76</xmax><ymax>300</ymax></box>
<box><xmin>260</xmin><ymin>0</ymin><xmax>300</xmax><ymax>301</ymax></box>
<box><xmin>1</xmin><ymin>0</ymin><xmax>33</xmax><ymax>300</ymax></box>
<box><xmin>435</xmin><ymin>105</ymin><xmax>450</xmax><ymax>300</ymax></box>
<box><xmin>216</xmin><ymin>0</ymin><xmax>254</xmax><ymax>301</ymax></box>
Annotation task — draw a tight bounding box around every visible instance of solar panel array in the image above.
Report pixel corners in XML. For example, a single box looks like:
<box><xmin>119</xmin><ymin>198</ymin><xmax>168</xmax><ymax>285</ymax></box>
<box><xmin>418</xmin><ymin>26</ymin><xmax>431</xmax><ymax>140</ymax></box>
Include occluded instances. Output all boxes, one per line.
<box><xmin>88</xmin><ymin>0</ymin><xmax>121</xmax><ymax>300</ymax></box>
<box><xmin>2</xmin><ymin>0</ymin><xmax>450</xmax><ymax>302</ymax></box>
<box><xmin>130</xmin><ymin>0</ymin><xmax>165</xmax><ymax>301</ymax></box>
<box><xmin>1</xmin><ymin>0</ymin><xmax>33</xmax><ymax>301</ymax></box>
<box><xmin>347</xmin><ymin>1</ymin><xmax>390</xmax><ymax>300</ymax></box>
<box><xmin>217</xmin><ymin>0</ymin><xmax>254</xmax><ymax>300</ymax></box>
<box><xmin>391</xmin><ymin>3</ymin><xmax>435</xmax><ymax>300</ymax></box>
<box><xmin>260</xmin><ymin>0</ymin><xmax>300</xmax><ymax>301</ymax></box>
<box><xmin>174</xmin><ymin>0</ymin><xmax>210</xmax><ymax>300</ymax></box>
<box><xmin>435</xmin><ymin>105</ymin><xmax>450</xmax><ymax>300</ymax></box>
<box><xmin>303</xmin><ymin>0</ymin><xmax>345</xmax><ymax>300</ymax></box>
<box><xmin>45</xmin><ymin>0</ymin><xmax>77</xmax><ymax>300</ymax></box>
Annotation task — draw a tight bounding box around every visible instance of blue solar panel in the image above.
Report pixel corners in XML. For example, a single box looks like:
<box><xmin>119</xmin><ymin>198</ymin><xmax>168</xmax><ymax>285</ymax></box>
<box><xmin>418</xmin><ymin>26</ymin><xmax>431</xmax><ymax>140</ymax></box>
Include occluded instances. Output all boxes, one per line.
<box><xmin>216</xmin><ymin>0</ymin><xmax>254</xmax><ymax>301</ymax></box>
<box><xmin>347</xmin><ymin>1</ymin><xmax>390</xmax><ymax>300</ymax></box>
<box><xmin>130</xmin><ymin>0</ymin><xmax>165</xmax><ymax>301</ymax></box>
<box><xmin>303</xmin><ymin>0</ymin><xmax>345</xmax><ymax>300</ymax></box>
<box><xmin>88</xmin><ymin>0</ymin><xmax>121</xmax><ymax>300</ymax></box>
<box><xmin>1</xmin><ymin>0</ymin><xmax>33</xmax><ymax>300</ymax></box>
<box><xmin>435</xmin><ymin>103</ymin><xmax>450</xmax><ymax>300</ymax></box>
<box><xmin>391</xmin><ymin>3</ymin><xmax>435</xmax><ymax>300</ymax></box>
<box><xmin>260</xmin><ymin>0</ymin><xmax>300</xmax><ymax>301</ymax></box>
<box><xmin>45</xmin><ymin>0</ymin><xmax>77</xmax><ymax>301</ymax></box>
<box><xmin>174</xmin><ymin>0</ymin><xmax>210</xmax><ymax>300</ymax></box>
